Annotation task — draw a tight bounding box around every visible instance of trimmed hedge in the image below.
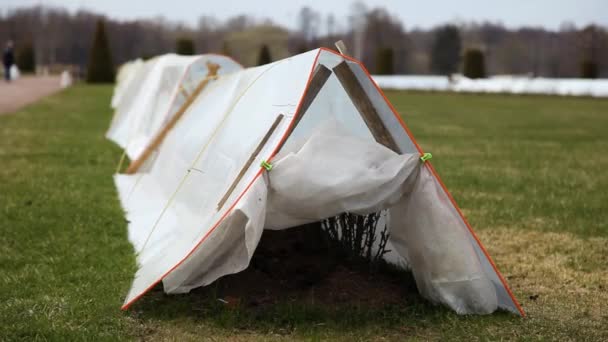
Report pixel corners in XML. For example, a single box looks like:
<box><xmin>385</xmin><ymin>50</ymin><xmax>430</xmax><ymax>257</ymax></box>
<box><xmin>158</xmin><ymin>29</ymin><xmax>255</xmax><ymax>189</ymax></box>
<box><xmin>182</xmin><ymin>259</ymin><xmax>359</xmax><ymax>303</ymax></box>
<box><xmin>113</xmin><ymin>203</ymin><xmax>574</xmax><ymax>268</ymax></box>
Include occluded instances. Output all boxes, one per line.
<box><xmin>257</xmin><ymin>45</ymin><xmax>272</xmax><ymax>66</ymax></box>
<box><xmin>462</xmin><ymin>48</ymin><xmax>486</xmax><ymax>79</ymax></box>
<box><xmin>17</xmin><ymin>43</ymin><xmax>35</xmax><ymax>73</ymax></box>
<box><xmin>176</xmin><ymin>38</ymin><xmax>195</xmax><ymax>55</ymax></box>
<box><xmin>580</xmin><ymin>60</ymin><xmax>598</xmax><ymax>79</ymax></box>
<box><xmin>376</xmin><ymin>47</ymin><xmax>394</xmax><ymax>75</ymax></box>
<box><xmin>86</xmin><ymin>20</ymin><xmax>115</xmax><ymax>83</ymax></box>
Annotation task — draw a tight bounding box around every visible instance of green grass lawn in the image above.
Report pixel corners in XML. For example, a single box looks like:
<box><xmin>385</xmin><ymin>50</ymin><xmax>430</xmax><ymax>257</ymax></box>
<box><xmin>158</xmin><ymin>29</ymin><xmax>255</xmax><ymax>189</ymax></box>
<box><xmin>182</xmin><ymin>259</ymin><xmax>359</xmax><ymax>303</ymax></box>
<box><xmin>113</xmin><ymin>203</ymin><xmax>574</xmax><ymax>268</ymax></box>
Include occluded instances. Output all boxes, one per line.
<box><xmin>1</xmin><ymin>86</ymin><xmax>606</xmax><ymax>340</ymax></box>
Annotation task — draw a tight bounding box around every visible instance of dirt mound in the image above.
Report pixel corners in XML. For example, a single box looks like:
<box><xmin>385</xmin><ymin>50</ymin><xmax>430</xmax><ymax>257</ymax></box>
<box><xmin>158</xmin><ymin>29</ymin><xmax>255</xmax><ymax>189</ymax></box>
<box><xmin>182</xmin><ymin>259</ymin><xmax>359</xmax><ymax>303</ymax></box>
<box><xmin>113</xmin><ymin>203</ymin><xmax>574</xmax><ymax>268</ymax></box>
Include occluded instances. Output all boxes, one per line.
<box><xmin>194</xmin><ymin>224</ymin><xmax>417</xmax><ymax>309</ymax></box>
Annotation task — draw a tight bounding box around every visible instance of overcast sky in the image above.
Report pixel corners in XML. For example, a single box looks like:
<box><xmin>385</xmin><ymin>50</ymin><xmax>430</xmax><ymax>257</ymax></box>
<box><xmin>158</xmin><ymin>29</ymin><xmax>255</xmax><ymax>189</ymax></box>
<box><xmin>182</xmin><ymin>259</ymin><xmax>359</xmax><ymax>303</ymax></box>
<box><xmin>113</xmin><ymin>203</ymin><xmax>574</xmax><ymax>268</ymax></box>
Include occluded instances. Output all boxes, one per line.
<box><xmin>2</xmin><ymin>0</ymin><xmax>607</xmax><ymax>31</ymax></box>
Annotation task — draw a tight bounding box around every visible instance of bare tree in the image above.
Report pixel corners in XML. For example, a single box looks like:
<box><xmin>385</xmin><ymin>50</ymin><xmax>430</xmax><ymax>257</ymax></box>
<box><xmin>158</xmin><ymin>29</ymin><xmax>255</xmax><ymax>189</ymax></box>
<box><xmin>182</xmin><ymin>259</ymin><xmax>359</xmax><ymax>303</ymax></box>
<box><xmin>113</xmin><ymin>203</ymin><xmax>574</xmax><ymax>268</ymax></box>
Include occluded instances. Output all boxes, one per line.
<box><xmin>1</xmin><ymin>5</ymin><xmax>606</xmax><ymax>77</ymax></box>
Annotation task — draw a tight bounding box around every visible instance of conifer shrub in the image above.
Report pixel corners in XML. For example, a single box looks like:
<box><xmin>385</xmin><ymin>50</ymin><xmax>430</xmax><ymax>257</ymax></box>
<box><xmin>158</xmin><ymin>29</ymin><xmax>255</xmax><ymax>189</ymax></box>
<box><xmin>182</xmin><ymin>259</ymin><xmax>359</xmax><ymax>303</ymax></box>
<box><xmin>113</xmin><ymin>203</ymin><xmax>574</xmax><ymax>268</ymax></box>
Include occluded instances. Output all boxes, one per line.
<box><xmin>462</xmin><ymin>48</ymin><xmax>486</xmax><ymax>79</ymax></box>
<box><xmin>86</xmin><ymin>20</ymin><xmax>115</xmax><ymax>83</ymax></box>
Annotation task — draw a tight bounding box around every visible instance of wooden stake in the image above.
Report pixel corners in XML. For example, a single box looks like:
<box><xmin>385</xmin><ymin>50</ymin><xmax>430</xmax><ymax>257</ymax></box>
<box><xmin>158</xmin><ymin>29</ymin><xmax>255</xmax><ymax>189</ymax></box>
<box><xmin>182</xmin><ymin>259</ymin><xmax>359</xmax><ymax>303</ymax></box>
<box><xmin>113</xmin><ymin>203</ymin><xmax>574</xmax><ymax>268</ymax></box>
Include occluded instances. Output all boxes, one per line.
<box><xmin>334</xmin><ymin>40</ymin><xmax>349</xmax><ymax>56</ymax></box>
<box><xmin>217</xmin><ymin>114</ymin><xmax>285</xmax><ymax>210</ymax></box>
<box><xmin>332</xmin><ymin>61</ymin><xmax>400</xmax><ymax>153</ymax></box>
<box><xmin>274</xmin><ymin>64</ymin><xmax>332</xmax><ymax>152</ymax></box>
<box><xmin>216</xmin><ymin>64</ymin><xmax>332</xmax><ymax>209</ymax></box>
<box><xmin>125</xmin><ymin>62</ymin><xmax>221</xmax><ymax>174</ymax></box>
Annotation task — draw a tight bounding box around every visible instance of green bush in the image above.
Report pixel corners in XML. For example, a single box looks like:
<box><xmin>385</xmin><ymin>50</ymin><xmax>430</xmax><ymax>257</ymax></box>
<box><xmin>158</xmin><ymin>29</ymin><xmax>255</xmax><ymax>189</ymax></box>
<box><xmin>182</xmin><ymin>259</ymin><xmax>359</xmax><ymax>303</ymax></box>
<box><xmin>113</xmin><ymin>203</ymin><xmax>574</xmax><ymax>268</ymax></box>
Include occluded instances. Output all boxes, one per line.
<box><xmin>176</xmin><ymin>38</ymin><xmax>195</xmax><ymax>55</ymax></box>
<box><xmin>580</xmin><ymin>60</ymin><xmax>598</xmax><ymax>79</ymax></box>
<box><xmin>257</xmin><ymin>44</ymin><xmax>272</xmax><ymax>66</ymax></box>
<box><xmin>376</xmin><ymin>47</ymin><xmax>394</xmax><ymax>75</ymax></box>
<box><xmin>17</xmin><ymin>43</ymin><xmax>35</xmax><ymax>73</ymax></box>
<box><xmin>86</xmin><ymin>20</ymin><xmax>115</xmax><ymax>83</ymax></box>
<box><xmin>462</xmin><ymin>48</ymin><xmax>486</xmax><ymax>79</ymax></box>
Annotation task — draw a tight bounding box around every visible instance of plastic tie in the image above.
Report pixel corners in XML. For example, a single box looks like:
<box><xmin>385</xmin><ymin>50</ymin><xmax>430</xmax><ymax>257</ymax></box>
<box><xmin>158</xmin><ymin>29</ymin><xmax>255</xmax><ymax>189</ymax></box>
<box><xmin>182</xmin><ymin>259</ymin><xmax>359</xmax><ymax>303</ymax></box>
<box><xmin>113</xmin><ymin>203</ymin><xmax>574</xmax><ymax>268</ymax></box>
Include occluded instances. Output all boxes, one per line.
<box><xmin>420</xmin><ymin>152</ymin><xmax>433</xmax><ymax>163</ymax></box>
<box><xmin>260</xmin><ymin>160</ymin><xmax>273</xmax><ymax>171</ymax></box>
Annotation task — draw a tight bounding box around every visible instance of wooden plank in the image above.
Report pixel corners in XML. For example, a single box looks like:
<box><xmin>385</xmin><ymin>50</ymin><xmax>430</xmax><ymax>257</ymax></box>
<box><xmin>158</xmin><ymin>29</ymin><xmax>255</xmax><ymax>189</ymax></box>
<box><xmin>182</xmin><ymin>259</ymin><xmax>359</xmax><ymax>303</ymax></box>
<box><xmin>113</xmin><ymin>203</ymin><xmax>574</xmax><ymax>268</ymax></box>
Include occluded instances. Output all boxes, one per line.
<box><xmin>274</xmin><ymin>64</ymin><xmax>332</xmax><ymax>152</ymax></box>
<box><xmin>334</xmin><ymin>40</ymin><xmax>349</xmax><ymax>55</ymax></box>
<box><xmin>217</xmin><ymin>114</ymin><xmax>285</xmax><ymax>210</ymax></box>
<box><xmin>289</xmin><ymin>64</ymin><xmax>332</xmax><ymax>133</ymax></box>
<box><xmin>332</xmin><ymin>61</ymin><xmax>400</xmax><ymax>153</ymax></box>
<box><xmin>125</xmin><ymin>62</ymin><xmax>220</xmax><ymax>174</ymax></box>
<box><xmin>179</xmin><ymin>85</ymin><xmax>189</xmax><ymax>98</ymax></box>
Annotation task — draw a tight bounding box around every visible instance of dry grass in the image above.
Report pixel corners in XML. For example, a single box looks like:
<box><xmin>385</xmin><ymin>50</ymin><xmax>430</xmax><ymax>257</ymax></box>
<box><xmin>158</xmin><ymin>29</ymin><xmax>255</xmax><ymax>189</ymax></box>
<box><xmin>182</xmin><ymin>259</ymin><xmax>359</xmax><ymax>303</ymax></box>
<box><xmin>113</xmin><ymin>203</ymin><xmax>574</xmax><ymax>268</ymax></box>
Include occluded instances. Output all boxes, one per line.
<box><xmin>481</xmin><ymin>228</ymin><xmax>608</xmax><ymax>340</ymax></box>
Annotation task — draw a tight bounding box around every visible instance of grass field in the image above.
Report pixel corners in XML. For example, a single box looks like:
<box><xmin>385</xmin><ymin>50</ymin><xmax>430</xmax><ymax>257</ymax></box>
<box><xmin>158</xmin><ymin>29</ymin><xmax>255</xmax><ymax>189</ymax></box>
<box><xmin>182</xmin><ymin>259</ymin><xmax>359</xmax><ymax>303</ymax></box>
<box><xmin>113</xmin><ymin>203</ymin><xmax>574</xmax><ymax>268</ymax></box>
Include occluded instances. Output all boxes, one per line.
<box><xmin>0</xmin><ymin>86</ymin><xmax>606</xmax><ymax>340</ymax></box>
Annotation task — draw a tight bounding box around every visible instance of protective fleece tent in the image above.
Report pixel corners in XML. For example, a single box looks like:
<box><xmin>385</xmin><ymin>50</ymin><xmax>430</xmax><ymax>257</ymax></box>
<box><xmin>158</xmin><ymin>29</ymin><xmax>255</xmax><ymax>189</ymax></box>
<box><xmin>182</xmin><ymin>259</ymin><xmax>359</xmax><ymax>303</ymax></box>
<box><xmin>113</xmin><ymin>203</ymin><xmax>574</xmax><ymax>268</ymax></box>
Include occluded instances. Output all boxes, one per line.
<box><xmin>111</xmin><ymin>48</ymin><xmax>524</xmax><ymax>316</ymax></box>
<box><xmin>111</xmin><ymin>58</ymin><xmax>144</xmax><ymax>110</ymax></box>
<box><xmin>107</xmin><ymin>53</ymin><xmax>241</xmax><ymax>160</ymax></box>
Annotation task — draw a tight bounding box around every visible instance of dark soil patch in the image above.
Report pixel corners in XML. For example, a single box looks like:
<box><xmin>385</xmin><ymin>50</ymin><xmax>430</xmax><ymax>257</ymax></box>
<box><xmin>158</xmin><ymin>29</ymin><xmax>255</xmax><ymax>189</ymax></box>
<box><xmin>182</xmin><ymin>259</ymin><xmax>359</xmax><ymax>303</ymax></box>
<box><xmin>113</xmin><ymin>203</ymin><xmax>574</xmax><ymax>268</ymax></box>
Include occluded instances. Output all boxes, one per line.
<box><xmin>192</xmin><ymin>223</ymin><xmax>418</xmax><ymax>310</ymax></box>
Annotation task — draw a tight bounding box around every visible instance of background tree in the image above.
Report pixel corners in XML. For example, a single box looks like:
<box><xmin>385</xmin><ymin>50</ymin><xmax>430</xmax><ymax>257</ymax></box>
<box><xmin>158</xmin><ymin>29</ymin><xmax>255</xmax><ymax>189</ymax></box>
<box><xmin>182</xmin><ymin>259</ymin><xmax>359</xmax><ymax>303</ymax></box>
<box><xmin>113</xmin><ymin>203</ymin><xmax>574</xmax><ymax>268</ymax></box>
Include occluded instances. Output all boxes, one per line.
<box><xmin>1</xmin><ymin>5</ymin><xmax>607</xmax><ymax>77</ymax></box>
<box><xmin>580</xmin><ymin>60</ymin><xmax>598</xmax><ymax>79</ymax></box>
<box><xmin>175</xmin><ymin>37</ymin><xmax>195</xmax><ymax>55</ymax></box>
<box><xmin>462</xmin><ymin>48</ymin><xmax>486</xmax><ymax>78</ymax></box>
<box><xmin>579</xmin><ymin>25</ymin><xmax>600</xmax><ymax>79</ymax></box>
<box><xmin>17</xmin><ymin>43</ymin><xmax>35</xmax><ymax>72</ymax></box>
<box><xmin>361</xmin><ymin>8</ymin><xmax>409</xmax><ymax>74</ymax></box>
<box><xmin>430</xmin><ymin>25</ymin><xmax>461</xmax><ymax>76</ymax></box>
<box><xmin>257</xmin><ymin>44</ymin><xmax>272</xmax><ymax>65</ymax></box>
<box><xmin>220</xmin><ymin>41</ymin><xmax>231</xmax><ymax>57</ymax></box>
<box><xmin>298</xmin><ymin>6</ymin><xmax>320</xmax><ymax>43</ymax></box>
<box><xmin>86</xmin><ymin>20</ymin><xmax>114</xmax><ymax>83</ymax></box>
<box><xmin>375</xmin><ymin>47</ymin><xmax>394</xmax><ymax>75</ymax></box>
<box><xmin>297</xmin><ymin>43</ymin><xmax>308</xmax><ymax>54</ymax></box>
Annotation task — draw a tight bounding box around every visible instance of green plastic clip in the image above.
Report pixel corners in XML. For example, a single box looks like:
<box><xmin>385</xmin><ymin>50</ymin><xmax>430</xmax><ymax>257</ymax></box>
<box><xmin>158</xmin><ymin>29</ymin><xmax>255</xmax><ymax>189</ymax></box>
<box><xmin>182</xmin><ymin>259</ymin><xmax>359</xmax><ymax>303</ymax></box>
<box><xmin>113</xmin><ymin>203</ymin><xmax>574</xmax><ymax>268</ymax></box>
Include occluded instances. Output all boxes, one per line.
<box><xmin>260</xmin><ymin>160</ymin><xmax>273</xmax><ymax>171</ymax></box>
<box><xmin>420</xmin><ymin>152</ymin><xmax>433</xmax><ymax>163</ymax></box>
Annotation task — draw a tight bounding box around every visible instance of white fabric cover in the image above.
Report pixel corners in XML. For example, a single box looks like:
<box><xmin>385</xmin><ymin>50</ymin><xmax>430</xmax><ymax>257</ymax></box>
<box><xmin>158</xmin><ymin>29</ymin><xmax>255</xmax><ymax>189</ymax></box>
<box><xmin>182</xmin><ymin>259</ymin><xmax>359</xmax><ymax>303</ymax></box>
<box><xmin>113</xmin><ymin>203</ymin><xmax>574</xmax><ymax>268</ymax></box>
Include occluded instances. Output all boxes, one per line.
<box><xmin>111</xmin><ymin>59</ymin><xmax>144</xmax><ymax>109</ymax></box>
<box><xmin>9</xmin><ymin>64</ymin><xmax>19</xmax><ymax>80</ymax></box>
<box><xmin>373</xmin><ymin>74</ymin><xmax>608</xmax><ymax>97</ymax></box>
<box><xmin>107</xmin><ymin>54</ymin><xmax>242</xmax><ymax>159</ymax></box>
<box><xmin>112</xmin><ymin>49</ymin><xmax>521</xmax><ymax>315</ymax></box>
<box><xmin>269</xmin><ymin>122</ymin><xmax>497</xmax><ymax>314</ymax></box>
<box><xmin>60</xmin><ymin>70</ymin><xmax>72</xmax><ymax>88</ymax></box>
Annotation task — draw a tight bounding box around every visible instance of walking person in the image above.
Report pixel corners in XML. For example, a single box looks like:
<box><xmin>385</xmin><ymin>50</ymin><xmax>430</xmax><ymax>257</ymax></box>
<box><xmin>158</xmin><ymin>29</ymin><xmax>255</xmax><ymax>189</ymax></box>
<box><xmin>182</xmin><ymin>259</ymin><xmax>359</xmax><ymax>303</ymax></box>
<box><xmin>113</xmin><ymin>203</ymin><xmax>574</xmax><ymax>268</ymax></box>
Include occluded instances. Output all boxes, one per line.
<box><xmin>3</xmin><ymin>40</ymin><xmax>15</xmax><ymax>82</ymax></box>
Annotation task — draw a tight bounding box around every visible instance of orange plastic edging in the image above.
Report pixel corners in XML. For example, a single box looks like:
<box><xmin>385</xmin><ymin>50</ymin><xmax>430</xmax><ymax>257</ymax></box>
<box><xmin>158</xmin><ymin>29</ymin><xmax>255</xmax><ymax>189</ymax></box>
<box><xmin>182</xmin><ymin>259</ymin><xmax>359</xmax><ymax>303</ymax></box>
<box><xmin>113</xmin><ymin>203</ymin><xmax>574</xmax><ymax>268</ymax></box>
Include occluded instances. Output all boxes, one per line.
<box><xmin>121</xmin><ymin>50</ymin><xmax>323</xmax><ymax>310</ymax></box>
<box><xmin>317</xmin><ymin>47</ymin><xmax>525</xmax><ymax>317</ymax></box>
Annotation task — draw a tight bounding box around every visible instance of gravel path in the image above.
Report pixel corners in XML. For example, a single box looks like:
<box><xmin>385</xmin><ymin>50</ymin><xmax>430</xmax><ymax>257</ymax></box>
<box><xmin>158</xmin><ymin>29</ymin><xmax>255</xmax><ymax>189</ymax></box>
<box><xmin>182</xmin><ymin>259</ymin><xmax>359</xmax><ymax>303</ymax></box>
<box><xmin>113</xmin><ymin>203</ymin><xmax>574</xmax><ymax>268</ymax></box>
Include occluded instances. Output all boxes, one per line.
<box><xmin>0</xmin><ymin>75</ymin><xmax>63</xmax><ymax>115</ymax></box>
